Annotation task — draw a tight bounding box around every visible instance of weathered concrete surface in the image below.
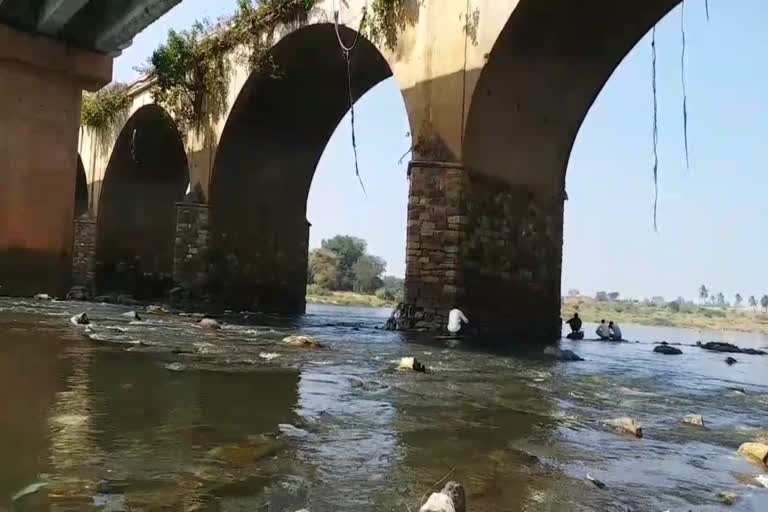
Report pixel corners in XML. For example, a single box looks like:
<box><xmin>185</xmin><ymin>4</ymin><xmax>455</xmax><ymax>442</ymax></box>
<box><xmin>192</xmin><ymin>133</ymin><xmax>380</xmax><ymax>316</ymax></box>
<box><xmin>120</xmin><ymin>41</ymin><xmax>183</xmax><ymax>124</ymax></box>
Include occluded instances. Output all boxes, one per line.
<box><xmin>0</xmin><ymin>24</ymin><xmax>110</xmax><ymax>296</ymax></box>
<box><xmin>71</xmin><ymin>215</ymin><xmax>96</xmax><ymax>291</ymax></box>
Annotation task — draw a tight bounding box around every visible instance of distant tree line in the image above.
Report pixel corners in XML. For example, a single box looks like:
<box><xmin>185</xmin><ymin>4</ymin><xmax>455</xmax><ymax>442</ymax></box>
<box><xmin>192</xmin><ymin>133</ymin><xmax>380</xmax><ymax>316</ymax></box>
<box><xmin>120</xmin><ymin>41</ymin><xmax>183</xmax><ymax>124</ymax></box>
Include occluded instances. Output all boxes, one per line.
<box><xmin>307</xmin><ymin>235</ymin><xmax>404</xmax><ymax>301</ymax></box>
<box><xmin>699</xmin><ymin>284</ymin><xmax>768</xmax><ymax>311</ymax></box>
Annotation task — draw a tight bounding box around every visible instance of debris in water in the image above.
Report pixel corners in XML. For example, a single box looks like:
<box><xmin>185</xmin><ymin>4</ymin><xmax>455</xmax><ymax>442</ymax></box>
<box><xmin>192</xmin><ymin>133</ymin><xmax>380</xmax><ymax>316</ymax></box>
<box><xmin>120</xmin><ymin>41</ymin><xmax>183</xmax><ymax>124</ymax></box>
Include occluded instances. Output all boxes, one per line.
<box><xmin>259</xmin><ymin>352</ymin><xmax>280</xmax><ymax>361</ymax></box>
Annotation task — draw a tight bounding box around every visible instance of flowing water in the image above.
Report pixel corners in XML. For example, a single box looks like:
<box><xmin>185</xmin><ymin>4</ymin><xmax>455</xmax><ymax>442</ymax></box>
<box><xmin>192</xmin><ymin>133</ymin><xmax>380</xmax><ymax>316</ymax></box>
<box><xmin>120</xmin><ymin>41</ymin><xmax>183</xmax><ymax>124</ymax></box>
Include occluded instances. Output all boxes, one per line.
<box><xmin>2</xmin><ymin>298</ymin><xmax>768</xmax><ymax>511</ymax></box>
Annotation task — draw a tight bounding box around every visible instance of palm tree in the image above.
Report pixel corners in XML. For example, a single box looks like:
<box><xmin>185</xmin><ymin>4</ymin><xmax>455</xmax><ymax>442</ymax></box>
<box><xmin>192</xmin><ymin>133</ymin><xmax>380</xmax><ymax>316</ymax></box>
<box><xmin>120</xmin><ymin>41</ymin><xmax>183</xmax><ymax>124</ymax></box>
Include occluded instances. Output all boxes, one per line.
<box><xmin>749</xmin><ymin>295</ymin><xmax>758</xmax><ymax>310</ymax></box>
<box><xmin>699</xmin><ymin>285</ymin><xmax>709</xmax><ymax>303</ymax></box>
<box><xmin>761</xmin><ymin>295</ymin><xmax>768</xmax><ymax>312</ymax></box>
<box><xmin>735</xmin><ymin>293</ymin><xmax>743</xmax><ymax>308</ymax></box>
<box><xmin>717</xmin><ymin>292</ymin><xmax>726</xmax><ymax>307</ymax></box>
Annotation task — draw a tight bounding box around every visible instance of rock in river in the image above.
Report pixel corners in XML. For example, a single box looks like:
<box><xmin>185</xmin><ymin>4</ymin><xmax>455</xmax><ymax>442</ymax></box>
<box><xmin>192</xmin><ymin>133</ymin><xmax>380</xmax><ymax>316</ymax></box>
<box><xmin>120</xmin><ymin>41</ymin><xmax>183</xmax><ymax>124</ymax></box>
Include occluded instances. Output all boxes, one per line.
<box><xmin>65</xmin><ymin>286</ymin><xmax>89</xmax><ymax>301</ymax></box>
<box><xmin>70</xmin><ymin>313</ymin><xmax>90</xmax><ymax>326</ymax></box>
<box><xmin>198</xmin><ymin>318</ymin><xmax>221</xmax><ymax>330</ymax></box>
<box><xmin>543</xmin><ymin>345</ymin><xmax>584</xmax><ymax>361</ymax></box>
<box><xmin>682</xmin><ymin>414</ymin><xmax>705</xmax><ymax>427</ymax></box>
<box><xmin>717</xmin><ymin>492</ymin><xmax>738</xmax><ymax>506</ymax></box>
<box><xmin>605</xmin><ymin>417</ymin><xmax>643</xmax><ymax>438</ymax></box>
<box><xmin>398</xmin><ymin>357</ymin><xmax>427</xmax><ymax>372</ymax></box>
<box><xmin>738</xmin><ymin>442</ymin><xmax>768</xmax><ymax>465</ymax></box>
<box><xmin>122</xmin><ymin>311</ymin><xmax>141</xmax><ymax>321</ymax></box>
<box><xmin>420</xmin><ymin>481</ymin><xmax>466</xmax><ymax>512</ymax></box>
<box><xmin>283</xmin><ymin>335</ymin><xmax>322</xmax><ymax>348</ymax></box>
<box><xmin>699</xmin><ymin>341</ymin><xmax>766</xmax><ymax>355</ymax></box>
<box><xmin>33</xmin><ymin>293</ymin><xmax>52</xmax><ymax>301</ymax></box>
<box><xmin>726</xmin><ymin>357</ymin><xmax>738</xmax><ymax>365</ymax></box>
<box><xmin>654</xmin><ymin>343</ymin><xmax>682</xmax><ymax>355</ymax></box>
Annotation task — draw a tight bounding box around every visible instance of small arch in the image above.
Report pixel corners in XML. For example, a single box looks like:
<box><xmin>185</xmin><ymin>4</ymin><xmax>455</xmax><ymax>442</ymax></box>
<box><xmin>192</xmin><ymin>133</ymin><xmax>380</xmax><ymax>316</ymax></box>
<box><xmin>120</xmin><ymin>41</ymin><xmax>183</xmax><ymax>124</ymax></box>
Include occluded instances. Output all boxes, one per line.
<box><xmin>208</xmin><ymin>23</ymin><xmax>408</xmax><ymax>311</ymax></box>
<box><xmin>95</xmin><ymin>104</ymin><xmax>189</xmax><ymax>297</ymax></box>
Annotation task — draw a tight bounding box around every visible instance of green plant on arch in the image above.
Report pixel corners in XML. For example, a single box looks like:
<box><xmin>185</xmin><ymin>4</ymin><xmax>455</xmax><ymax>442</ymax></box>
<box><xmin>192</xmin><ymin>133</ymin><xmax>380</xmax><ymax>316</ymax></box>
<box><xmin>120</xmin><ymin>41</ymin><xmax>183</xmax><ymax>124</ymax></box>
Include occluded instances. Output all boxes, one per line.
<box><xmin>81</xmin><ymin>83</ymin><xmax>131</xmax><ymax>130</ymax></box>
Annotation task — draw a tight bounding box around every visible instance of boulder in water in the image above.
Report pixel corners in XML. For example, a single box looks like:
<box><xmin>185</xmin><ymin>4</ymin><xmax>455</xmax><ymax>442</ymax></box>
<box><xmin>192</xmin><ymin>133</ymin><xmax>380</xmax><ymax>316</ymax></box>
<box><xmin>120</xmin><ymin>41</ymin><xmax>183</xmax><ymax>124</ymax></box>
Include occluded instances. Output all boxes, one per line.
<box><xmin>701</xmin><ymin>341</ymin><xmax>743</xmax><ymax>353</ymax></box>
<box><xmin>725</xmin><ymin>357</ymin><xmax>738</xmax><ymax>365</ymax></box>
<box><xmin>198</xmin><ymin>318</ymin><xmax>221</xmax><ymax>330</ymax></box>
<box><xmin>398</xmin><ymin>357</ymin><xmax>427</xmax><ymax>372</ymax></box>
<box><xmin>146</xmin><ymin>304</ymin><xmax>169</xmax><ymax>314</ymax></box>
<box><xmin>70</xmin><ymin>313</ymin><xmax>90</xmax><ymax>326</ymax></box>
<box><xmin>566</xmin><ymin>331</ymin><xmax>585</xmax><ymax>340</ymax></box>
<box><xmin>65</xmin><ymin>286</ymin><xmax>89</xmax><ymax>301</ymax></box>
<box><xmin>543</xmin><ymin>345</ymin><xmax>584</xmax><ymax>361</ymax></box>
<box><xmin>738</xmin><ymin>442</ymin><xmax>768</xmax><ymax>465</ymax></box>
<box><xmin>717</xmin><ymin>492</ymin><xmax>738</xmax><ymax>506</ymax></box>
<box><xmin>122</xmin><ymin>311</ymin><xmax>141</xmax><ymax>321</ymax></box>
<box><xmin>605</xmin><ymin>417</ymin><xmax>643</xmax><ymax>438</ymax></box>
<box><xmin>654</xmin><ymin>344</ymin><xmax>682</xmax><ymax>355</ymax></box>
<box><xmin>420</xmin><ymin>481</ymin><xmax>465</xmax><ymax>512</ymax></box>
<box><xmin>283</xmin><ymin>335</ymin><xmax>322</xmax><ymax>348</ymax></box>
<box><xmin>33</xmin><ymin>293</ymin><xmax>52</xmax><ymax>301</ymax></box>
<box><xmin>682</xmin><ymin>414</ymin><xmax>705</xmax><ymax>427</ymax></box>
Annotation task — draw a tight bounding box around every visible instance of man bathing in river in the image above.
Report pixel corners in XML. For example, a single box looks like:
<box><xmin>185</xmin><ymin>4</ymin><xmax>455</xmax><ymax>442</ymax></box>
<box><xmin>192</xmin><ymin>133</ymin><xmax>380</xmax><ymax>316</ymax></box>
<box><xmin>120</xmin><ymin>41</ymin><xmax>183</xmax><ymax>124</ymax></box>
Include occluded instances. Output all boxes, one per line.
<box><xmin>447</xmin><ymin>308</ymin><xmax>469</xmax><ymax>335</ymax></box>
<box><xmin>565</xmin><ymin>313</ymin><xmax>582</xmax><ymax>333</ymax></box>
<box><xmin>596</xmin><ymin>319</ymin><xmax>611</xmax><ymax>340</ymax></box>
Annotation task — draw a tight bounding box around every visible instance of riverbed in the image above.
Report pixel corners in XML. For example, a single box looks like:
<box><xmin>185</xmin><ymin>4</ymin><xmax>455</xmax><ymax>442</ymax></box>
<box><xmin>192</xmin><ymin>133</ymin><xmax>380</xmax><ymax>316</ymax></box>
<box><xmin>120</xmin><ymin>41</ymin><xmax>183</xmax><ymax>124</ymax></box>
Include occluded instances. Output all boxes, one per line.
<box><xmin>1</xmin><ymin>298</ymin><xmax>768</xmax><ymax>511</ymax></box>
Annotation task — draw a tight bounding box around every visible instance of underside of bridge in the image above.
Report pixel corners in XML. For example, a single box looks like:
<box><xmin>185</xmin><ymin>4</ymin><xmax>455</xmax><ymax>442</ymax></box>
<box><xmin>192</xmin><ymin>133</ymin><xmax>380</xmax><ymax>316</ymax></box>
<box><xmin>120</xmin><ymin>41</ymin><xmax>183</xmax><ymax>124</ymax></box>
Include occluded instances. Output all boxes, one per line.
<box><xmin>208</xmin><ymin>24</ymin><xmax>397</xmax><ymax>312</ymax></box>
<box><xmin>95</xmin><ymin>105</ymin><xmax>188</xmax><ymax>298</ymax></box>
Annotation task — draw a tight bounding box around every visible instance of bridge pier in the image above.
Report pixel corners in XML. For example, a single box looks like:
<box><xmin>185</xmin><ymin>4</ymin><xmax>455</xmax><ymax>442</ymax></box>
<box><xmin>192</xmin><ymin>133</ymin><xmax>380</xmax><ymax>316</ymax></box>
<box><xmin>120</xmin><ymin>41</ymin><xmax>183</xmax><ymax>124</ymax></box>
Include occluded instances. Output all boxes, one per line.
<box><xmin>0</xmin><ymin>25</ymin><xmax>110</xmax><ymax>297</ymax></box>
<box><xmin>404</xmin><ymin>161</ymin><xmax>563</xmax><ymax>342</ymax></box>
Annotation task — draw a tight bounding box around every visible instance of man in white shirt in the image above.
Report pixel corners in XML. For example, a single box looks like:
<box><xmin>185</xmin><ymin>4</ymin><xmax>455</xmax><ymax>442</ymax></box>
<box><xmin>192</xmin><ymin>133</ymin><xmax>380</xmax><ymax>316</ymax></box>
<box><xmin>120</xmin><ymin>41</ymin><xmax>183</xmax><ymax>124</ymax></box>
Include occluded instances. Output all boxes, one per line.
<box><xmin>609</xmin><ymin>321</ymin><xmax>623</xmax><ymax>341</ymax></box>
<box><xmin>447</xmin><ymin>308</ymin><xmax>469</xmax><ymax>334</ymax></box>
<box><xmin>596</xmin><ymin>319</ymin><xmax>611</xmax><ymax>340</ymax></box>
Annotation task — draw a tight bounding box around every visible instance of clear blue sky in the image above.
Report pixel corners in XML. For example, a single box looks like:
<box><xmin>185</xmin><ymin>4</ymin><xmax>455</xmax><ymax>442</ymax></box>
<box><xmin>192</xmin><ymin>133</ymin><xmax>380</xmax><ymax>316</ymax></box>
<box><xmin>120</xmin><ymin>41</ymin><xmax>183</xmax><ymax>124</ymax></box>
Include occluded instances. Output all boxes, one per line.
<box><xmin>115</xmin><ymin>0</ymin><xmax>768</xmax><ymax>301</ymax></box>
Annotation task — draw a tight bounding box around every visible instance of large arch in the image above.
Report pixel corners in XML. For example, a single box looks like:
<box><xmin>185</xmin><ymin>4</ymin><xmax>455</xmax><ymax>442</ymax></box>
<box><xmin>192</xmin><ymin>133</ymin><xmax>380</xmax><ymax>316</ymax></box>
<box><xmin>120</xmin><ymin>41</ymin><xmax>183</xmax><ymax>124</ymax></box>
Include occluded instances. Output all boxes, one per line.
<box><xmin>95</xmin><ymin>105</ymin><xmax>189</xmax><ymax>297</ymax></box>
<box><xmin>428</xmin><ymin>0</ymin><xmax>682</xmax><ymax>340</ymax></box>
<box><xmin>209</xmin><ymin>23</ymin><xmax>407</xmax><ymax>312</ymax></box>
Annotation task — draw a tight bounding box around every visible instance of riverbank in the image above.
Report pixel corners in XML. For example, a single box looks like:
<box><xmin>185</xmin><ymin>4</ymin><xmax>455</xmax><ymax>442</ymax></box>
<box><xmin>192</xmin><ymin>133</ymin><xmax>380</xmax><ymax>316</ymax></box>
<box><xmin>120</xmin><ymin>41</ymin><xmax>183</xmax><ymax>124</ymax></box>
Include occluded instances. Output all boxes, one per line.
<box><xmin>563</xmin><ymin>296</ymin><xmax>768</xmax><ymax>335</ymax></box>
<box><xmin>306</xmin><ymin>291</ymin><xmax>396</xmax><ymax>308</ymax></box>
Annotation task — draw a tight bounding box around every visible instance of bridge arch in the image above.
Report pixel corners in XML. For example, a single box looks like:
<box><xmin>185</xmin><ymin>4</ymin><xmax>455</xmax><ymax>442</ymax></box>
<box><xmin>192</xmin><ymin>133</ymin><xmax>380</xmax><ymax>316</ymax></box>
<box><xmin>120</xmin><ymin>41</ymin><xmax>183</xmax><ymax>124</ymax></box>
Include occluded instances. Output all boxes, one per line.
<box><xmin>95</xmin><ymin>104</ymin><xmax>189</xmax><ymax>297</ymax></box>
<box><xmin>75</xmin><ymin>155</ymin><xmax>89</xmax><ymax>218</ymax></box>
<box><xmin>208</xmin><ymin>23</ymin><xmax>411</xmax><ymax>311</ymax></box>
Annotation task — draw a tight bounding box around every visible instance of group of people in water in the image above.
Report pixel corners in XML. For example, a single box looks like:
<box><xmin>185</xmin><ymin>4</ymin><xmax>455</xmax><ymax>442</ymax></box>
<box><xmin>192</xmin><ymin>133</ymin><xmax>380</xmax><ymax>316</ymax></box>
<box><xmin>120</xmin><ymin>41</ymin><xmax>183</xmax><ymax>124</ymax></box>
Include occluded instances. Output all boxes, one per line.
<box><xmin>564</xmin><ymin>313</ymin><xmax>623</xmax><ymax>341</ymax></box>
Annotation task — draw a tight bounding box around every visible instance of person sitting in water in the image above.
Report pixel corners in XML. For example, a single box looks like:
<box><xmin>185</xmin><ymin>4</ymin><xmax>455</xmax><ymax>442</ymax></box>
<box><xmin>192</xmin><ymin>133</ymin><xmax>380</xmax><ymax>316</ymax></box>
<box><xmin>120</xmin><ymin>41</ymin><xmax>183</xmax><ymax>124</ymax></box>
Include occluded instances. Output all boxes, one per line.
<box><xmin>609</xmin><ymin>321</ymin><xmax>623</xmax><ymax>341</ymax></box>
<box><xmin>447</xmin><ymin>308</ymin><xmax>469</xmax><ymax>335</ymax></box>
<box><xmin>565</xmin><ymin>313</ymin><xmax>582</xmax><ymax>333</ymax></box>
<box><xmin>596</xmin><ymin>319</ymin><xmax>611</xmax><ymax>340</ymax></box>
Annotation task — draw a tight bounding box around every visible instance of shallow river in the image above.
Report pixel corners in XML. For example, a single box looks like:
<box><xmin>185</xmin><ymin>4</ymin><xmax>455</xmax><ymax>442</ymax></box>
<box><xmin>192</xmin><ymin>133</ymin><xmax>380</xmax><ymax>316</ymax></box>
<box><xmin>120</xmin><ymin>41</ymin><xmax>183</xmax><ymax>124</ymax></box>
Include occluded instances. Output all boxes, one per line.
<box><xmin>1</xmin><ymin>298</ymin><xmax>768</xmax><ymax>511</ymax></box>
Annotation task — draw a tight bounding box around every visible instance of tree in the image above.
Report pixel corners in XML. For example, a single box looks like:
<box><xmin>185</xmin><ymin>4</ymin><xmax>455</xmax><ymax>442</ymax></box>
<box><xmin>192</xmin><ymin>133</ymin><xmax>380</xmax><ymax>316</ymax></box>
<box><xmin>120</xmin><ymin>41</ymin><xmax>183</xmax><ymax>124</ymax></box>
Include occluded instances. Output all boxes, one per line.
<box><xmin>608</xmin><ymin>292</ymin><xmax>620</xmax><ymax>301</ymax></box>
<box><xmin>749</xmin><ymin>295</ymin><xmax>758</xmax><ymax>309</ymax></box>
<box><xmin>307</xmin><ymin>248</ymin><xmax>340</xmax><ymax>290</ymax></box>
<box><xmin>735</xmin><ymin>293</ymin><xmax>743</xmax><ymax>307</ymax></box>
<box><xmin>716</xmin><ymin>292</ymin><xmax>726</xmax><ymax>307</ymax></box>
<box><xmin>761</xmin><ymin>295</ymin><xmax>768</xmax><ymax>312</ymax></box>
<box><xmin>353</xmin><ymin>254</ymin><xmax>386</xmax><ymax>294</ymax></box>
<box><xmin>595</xmin><ymin>291</ymin><xmax>608</xmax><ymax>302</ymax></box>
<box><xmin>321</xmin><ymin>235</ymin><xmax>367</xmax><ymax>290</ymax></box>
<box><xmin>699</xmin><ymin>285</ymin><xmax>709</xmax><ymax>303</ymax></box>
<box><xmin>568</xmin><ymin>289</ymin><xmax>580</xmax><ymax>297</ymax></box>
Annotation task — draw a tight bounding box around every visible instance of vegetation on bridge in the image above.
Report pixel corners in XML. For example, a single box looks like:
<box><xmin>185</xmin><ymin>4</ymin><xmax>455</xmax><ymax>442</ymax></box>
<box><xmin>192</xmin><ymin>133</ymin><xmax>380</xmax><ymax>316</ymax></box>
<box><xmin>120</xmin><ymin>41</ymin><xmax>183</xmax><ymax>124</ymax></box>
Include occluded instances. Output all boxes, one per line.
<box><xmin>361</xmin><ymin>0</ymin><xmax>408</xmax><ymax>51</ymax></box>
<box><xmin>80</xmin><ymin>83</ymin><xmax>131</xmax><ymax>129</ymax></box>
<box><xmin>143</xmin><ymin>0</ymin><xmax>315</xmax><ymax>131</ymax></box>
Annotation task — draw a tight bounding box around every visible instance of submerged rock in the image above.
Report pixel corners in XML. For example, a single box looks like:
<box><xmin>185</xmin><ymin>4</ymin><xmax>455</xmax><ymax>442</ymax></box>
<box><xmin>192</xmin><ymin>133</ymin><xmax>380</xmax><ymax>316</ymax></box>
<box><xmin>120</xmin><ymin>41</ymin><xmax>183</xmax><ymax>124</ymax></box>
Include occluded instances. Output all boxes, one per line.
<box><xmin>283</xmin><ymin>335</ymin><xmax>322</xmax><ymax>348</ymax></box>
<box><xmin>122</xmin><ymin>311</ymin><xmax>141</xmax><ymax>321</ymax></box>
<box><xmin>700</xmin><ymin>341</ymin><xmax>766</xmax><ymax>355</ymax></box>
<box><xmin>738</xmin><ymin>443</ymin><xmax>768</xmax><ymax>465</ymax></box>
<box><xmin>717</xmin><ymin>491</ymin><xmax>738</xmax><ymax>506</ymax></box>
<box><xmin>65</xmin><ymin>286</ymin><xmax>89</xmax><ymax>301</ymax></box>
<box><xmin>207</xmin><ymin>437</ymin><xmax>283</xmax><ymax>467</ymax></box>
<box><xmin>199</xmin><ymin>318</ymin><xmax>221</xmax><ymax>330</ymax></box>
<box><xmin>726</xmin><ymin>357</ymin><xmax>738</xmax><ymax>365</ymax></box>
<box><xmin>682</xmin><ymin>414</ymin><xmax>705</xmax><ymax>427</ymax></box>
<box><xmin>33</xmin><ymin>293</ymin><xmax>52</xmax><ymax>301</ymax></box>
<box><xmin>605</xmin><ymin>417</ymin><xmax>643</xmax><ymax>438</ymax></box>
<box><xmin>398</xmin><ymin>357</ymin><xmax>427</xmax><ymax>372</ymax></box>
<box><xmin>420</xmin><ymin>481</ymin><xmax>465</xmax><ymax>512</ymax></box>
<box><xmin>543</xmin><ymin>345</ymin><xmax>584</xmax><ymax>362</ymax></box>
<box><xmin>654</xmin><ymin>343</ymin><xmax>682</xmax><ymax>355</ymax></box>
<box><xmin>70</xmin><ymin>313</ymin><xmax>90</xmax><ymax>326</ymax></box>
<box><xmin>146</xmin><ymin>304</ymin><xmax>168</xmax><ymax>314</ymax></box>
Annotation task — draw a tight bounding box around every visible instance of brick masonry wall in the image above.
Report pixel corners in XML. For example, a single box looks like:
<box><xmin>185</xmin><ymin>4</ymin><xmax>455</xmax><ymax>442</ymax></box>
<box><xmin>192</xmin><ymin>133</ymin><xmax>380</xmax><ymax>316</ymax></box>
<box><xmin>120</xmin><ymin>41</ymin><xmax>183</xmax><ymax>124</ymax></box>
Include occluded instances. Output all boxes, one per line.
<box><xmin>404</xmin><ymin>162</ymin><xmax>563</xmax><ymax>341</ymax></box>
<box><xmin>72</xmin><ymin>215</ymin><xmax>96</xmax><ymax>290</ymax></box>
<box><xmin>172</xmin><ymin>203</ymin><xmax>211</xmax><ymax>291</ymax></box>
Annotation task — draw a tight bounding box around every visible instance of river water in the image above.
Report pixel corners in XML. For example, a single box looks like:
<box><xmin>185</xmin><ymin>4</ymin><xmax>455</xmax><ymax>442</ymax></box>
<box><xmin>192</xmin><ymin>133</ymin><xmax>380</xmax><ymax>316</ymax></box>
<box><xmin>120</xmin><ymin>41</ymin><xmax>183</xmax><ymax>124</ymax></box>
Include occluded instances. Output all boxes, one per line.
<box><xmin>2</xmin><ymin>298</ymin><xmax>768</xmax><ymax>511</ymax></box>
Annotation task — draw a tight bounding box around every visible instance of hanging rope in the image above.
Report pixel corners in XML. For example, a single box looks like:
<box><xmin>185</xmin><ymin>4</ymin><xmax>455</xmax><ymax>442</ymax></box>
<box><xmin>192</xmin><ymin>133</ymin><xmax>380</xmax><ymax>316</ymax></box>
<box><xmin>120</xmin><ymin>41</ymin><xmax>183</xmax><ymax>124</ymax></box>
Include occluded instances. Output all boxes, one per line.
<box><xmin>681</xmin><ymin>1</ymin><xmax>689</xmax><ymax>170</ymax></box>
<box><xmin>652</xmin><ymin>26</ymin><xmax>659</xmax><ymax>231</ymax></box>
<box><xmin>705</xmin><ymin>0</ymin><xmax>710</xmax><ymax>22</ymax></box>
<box><xmin>333</xmin><ymin>0</ymin><xmax>368</xmax><ymax>195</ymax></box>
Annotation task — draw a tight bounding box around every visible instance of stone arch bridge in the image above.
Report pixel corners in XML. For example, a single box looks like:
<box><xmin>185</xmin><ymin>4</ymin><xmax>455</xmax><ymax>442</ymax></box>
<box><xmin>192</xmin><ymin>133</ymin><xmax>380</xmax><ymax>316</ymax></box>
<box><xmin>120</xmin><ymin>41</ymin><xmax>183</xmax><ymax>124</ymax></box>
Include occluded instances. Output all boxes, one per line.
<box><xmin>2</xmin><ymin>0</ymin><xmax>682</xmax><ymax>341</ymax></box>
